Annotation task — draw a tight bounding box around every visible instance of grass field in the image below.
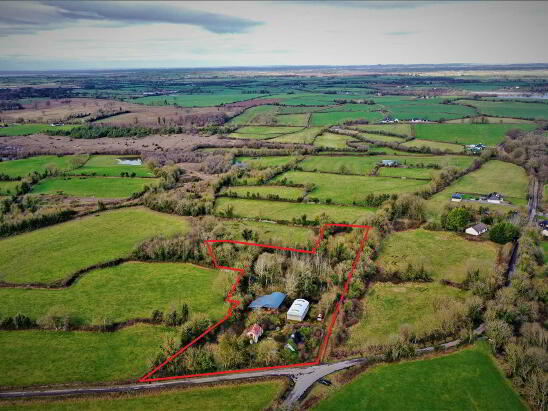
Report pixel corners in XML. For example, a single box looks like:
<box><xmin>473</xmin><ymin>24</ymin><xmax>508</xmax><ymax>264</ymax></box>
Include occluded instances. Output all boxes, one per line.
<box><xmin>220</xmin><ymin>219</ymin><xmax>314</xmax><ymax>247</ymax></box>
<box><xmin>273</xmin><ymin>171</ymin><xmax>430</xmax><ymax>204</ymax></box>
<box><xmin>222</xmin><ymin>185</ymin><xmax>304</xmax><ymax>201</ymax></box>
<box><xmin>378</xmin><ymin>229</ymin><xmax>498</xmax><ymax>282</ymax></box>
<box><xmin>229</xmin><ymin>125</ymin><xmax>303</xmax><ymax>139</ymax></box>
<box><xmin>310</xmin><ymin>111</ymin><xmax>383</xmax><ymax>126</ymax></box>
<box><xmin>67</xmin><ymin>155</ymin><xmax>154</xmax><ymax>177</ymax></box>
<box><xmin>346</xmin><ymin>282</ymin><xmax>468</xmax><ymax>348</ymax></box>
<box><xmin>299</xmin><ymin>155</ymin><xmax>474</xmax><ymax>176</ymax></box>
<box><xmin>0</xmin><ymin>155</ymin><xmax>79</xmax><ymax>178</ymax></box>
<box><xmin>275</xmin><ymin>113</ymin><xmax>310</xmax><ymax>126</ymax></box>
<box><xmin>313</xmin><ymin>132</ymin><xmax>358</xmax><ymax>149</ymax></box>
<box><xmin>445</xmin><ymin>116</ymin><xmax>535</xmax><ymax>124</ymax></box>
<box><xmin>415</xmin><ymin>124</ymin><xmax>536</xmax><ymax>146</ymax></box>
<box><xmin>402</xmin><ymin>139</ymin><xmax>464</xmax><ymax>153</ymax></box>
<box><xmin>226</xmin><ymin>105</ymin><xmax>280</xmax><ymax>125</ymax></box>
<box><xmin>0</xmin><ymin>207</ymin><xmax>189</xmax><ymax>284</ymax></box>
<box><xmin>132</xmin><ymin>93</ymin><xmax>263</xmax><ymax>107</ymax></box>
<box><xmin>269</xmin><ymin>127</ymin><xmax>323</xmax><ymax>144</ymax></box>
<box><xmin>214</xmin><ymin>197</ymin><xmax>374</xmax><ymax>223</ymax></box>
<box><xmin>31</xmin><ymin>176</ymin><xmax>154</xmax><ymax>198</ymax></box>
<box><xmin>234</xmin><ymin>156</ymin><xmax>296</xmax><ymax>169</ymax></box>
<box><xmin>0</xmin><ymin>180</ymin><xmax>19</xmax><ymax>195</ymax></box>
<box><xmin>2</xmin><ymin>380</ymin><xmax>285</xmax><ymax>410</ymax></box>
<box><xmin>0</xmin><ymin>325</ymin><xmax>177</xmax><ymax>387</ymax></box>
<box><xmin>357</xmin><ymin>132</ymin><xmax>406</xmax><ymax>144</ymax></box>
<box><xmin>0</xmin><ymin>262</ymin><xmax>228</xmax><ymax>324</ymax></box>
<box><xmin>0</xmin><ymin>124</ymin><xmax>74</xmax><ymax>136</ymax></box>
<box><xmin>457</xmin><ymin>99</ymin><xmax>548</xmax><ymax>120</ymax></box>
<box><xmin>314</xmin><ymin>343</ymin><xmax>525</xmax><ymax>411</ymax></box>
<box><xmin>374</xmin><ymin>97</ymin><xmax>477</xmax><ymax>121</ymax></box>
<box><xmin>351</xmin><ymin>124</ymin><xmax>413</xmax><ymax>136</ymax></box>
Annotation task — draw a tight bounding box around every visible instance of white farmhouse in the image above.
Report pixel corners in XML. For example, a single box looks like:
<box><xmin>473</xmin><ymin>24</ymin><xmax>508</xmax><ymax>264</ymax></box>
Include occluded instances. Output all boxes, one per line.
<box><xmin>465</xmin><ymin>223</ymin><xmax>489</xmax><ymax>236</ymax></box>
<box><xmin>287</xmin><ymin>299</ymin><xmax>309</xmax><ymax>322</ymax></box>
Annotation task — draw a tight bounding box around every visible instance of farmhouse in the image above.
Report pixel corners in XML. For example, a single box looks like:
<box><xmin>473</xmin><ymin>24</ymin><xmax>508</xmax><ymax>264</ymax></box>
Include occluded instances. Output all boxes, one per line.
<box><xmin>249</xmin><ymin>292</ymin><xmax>286</xmax><ymax>310</ymax></box>
<box><xmin>287</xmin><ymin>299</ymin><xmax>309</xmax><ymax>322</ymax></box>
<box><xmin>246</xmin><ymin>324</ymin><xmax>263</xmax><ymax>344</ymax></box>
<box><xmin>451</xmin><ymin>193</ymin><xmax>463</xmax><ymax>202</ymax></box>
<box><xmin>381</xmin><ymin>160</ymin><xmax>399</xmax><ymax>167</ymax></box>
<box><xmin>486</xmin><ymin>192</ymin><xmax>504</xmax><ymax>204</ymax></box>
<box><xmin>465</xmin><ymin>223</ymin><xmax>489</xmax><ymax>236</ymax></box>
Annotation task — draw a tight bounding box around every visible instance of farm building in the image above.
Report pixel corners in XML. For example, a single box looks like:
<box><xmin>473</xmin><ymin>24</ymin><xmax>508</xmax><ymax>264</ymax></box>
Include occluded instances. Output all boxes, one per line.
<box><xmin>381</xmin><ymin>160</ymin><xmax>399</xmax><ymax>167</ymax></box>
<box><xmin>486</xmin><ymin>193</ymin><xmax>504</xmax><ymax>204</ymax></box>
<box><xmin>246</xmin><ymin>324</ymin><xmax>263</xmax><ymax>344</ymax></box>
<box><xmin>465</xmin><ymin>223</ymin><xmax>489</xmax><ymax>236</ymax></box>
<box><xmin>451</xmin><ymin>193</ymin><xmax>463</xmax><ymax>202</ymax></box>
<box><xmin>287</xmin><ymin>299</ymin><xmax>309</xmax><ymax>322</ymax></box>
<box><xmin>249</xmin><ymin>292</ymin><xmax>286</xmax><ymax>310</ymax></box>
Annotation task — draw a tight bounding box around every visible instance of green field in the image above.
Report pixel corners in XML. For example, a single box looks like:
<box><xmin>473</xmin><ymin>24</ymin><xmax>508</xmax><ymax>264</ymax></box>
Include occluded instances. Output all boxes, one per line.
<box><xmin>346</xmin><ymin>282</ymin><xmax>468</xmax><ymax>348</ymax></box>
<box><xmin>269</xmin><ymin>127</ymin><xmax>323</xmax><ymax>144</ymax></box>
<box><xmin>214</xmin><ymin>197</ymin><xmax>374</xmax><ymax>223</ymax></box>
<box><xmin>235</xmin><ymin>156</ymin><xmax>296</xmax><ymax>169</ymax></box>
<box><xmin>0</xmin><ymin>207</ymin><xmax>189</xmax><ymax>284</ymax></box>
<box><xmin>415</xmin><ymin>124</ymin><xmax>536</xmax><ymax>146</ymax></box>
<box><xmin>67</xmin><ymin>155</ymin><xmax>154</xmax><ymax>177</ymax></box>
<box><xmin>351</xmin><ymin>123</ymin><xmax>413</xmax><ymax>136</ymax></box>
<box><xmin>229</xmin><ymin>125</ymin><xmax>303</xmax><ymax>139</ymax></box>
<box><xmin>0</xmin><ymin>180</ymin><xmax>19</xmax><ymax>195</ymax></box>
<box><xmin>357</xmin><ymin>132</ymin><xmax>407</xmax><ymax>144</ymax></box>
<box><xmin>132</xmin><ymin>93</ymin><xmax>263</xmax><ymax>107</ymax></box>
<box><xmin>299</xmin><ymin>155</ymin><xmax>474</xmax><ymax>176</ymax></box>
<box><xmin>378</xmin><ymin>229</ymin><xmax>498</xmax><ymax>282</ymax></box>
<box><xmin>373</xmin><ymin>97</ymin><xmax>477</xmax><ymax>121</ymax></box>
<box><xmin>445</xmin><ymin>116</ymin><xmax>535</xmax><ymax>124</ymax></box>
<box><xmin>402</xmin><ymin>139</ymin><xmax>464</xmax><ymax>153</ymax></box>
<box><xmin>0</xmin><ymin>155</ymin><xmax>79</xmax><ymax>178</ymax></box>
<box><xmin>0</xmin><ymin>124</ymin><xmax>74</xmax><ymax>136</ymax></box>
<box><xmin>0</xmin><ymin>262</ymin><xmax>227</xmax><ymax>324</ymax></box>
<box><xmin>314</xmin><ymin>343</ymin><xmax>525</xmax><ymax>411</ymax></box>
<box><xmin>0</xmin><ymin>325</ymin><xmax>177</xmax><ymax>387</ymax></box>
<box><xmin>310</xmin><ymin>111</ymin><xmax>383</xmax><ymax>126</ymax></box>
<box><xmin>31</xmin><ymin>176</ymin><xmax>154</xmax><ymax>198</ymax></box>
<box><xmin>222</xmin><ymin>185</ymin><xmax>304</xmax><ymax>201</ymax></box>
<box><xmin>227</xmin><ymin>105</ymin><xmax>280</xmax><ymax>125</ymax></box>
<box><xmin>273</xmin><ymin>171</ymin><xmax>430</xmax><ymax>204</ymax></box>
<box><xmin>275</xmin><ymin>113</ymin><xmax>310</xmax><ymax>126</ymax></box>
<box><xmin>313</xmin><ymin>132</ymin><xmax>358</xmax><ymax>149</ymax></box>
<box><xmin>3</xmin><ymin>380</ymin><xmax>285</xmax><ymax>410</ymax></box>
<box><xmin>457</xmin><ymin>99</ymin><xmax>548</xmax><ymax>120</ymax></box>
<box><xmin>220</xmin><ymin>219</ymin><xmax>314</xmax><ymax>247</ymax></box>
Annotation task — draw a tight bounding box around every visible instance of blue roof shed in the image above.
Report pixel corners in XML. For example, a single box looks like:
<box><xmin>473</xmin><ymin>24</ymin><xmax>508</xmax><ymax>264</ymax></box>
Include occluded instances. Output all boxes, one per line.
<box><xmin>249</xmin><ymin>292</ymin><xmax>286</xmax><ymax>310</ymax></box>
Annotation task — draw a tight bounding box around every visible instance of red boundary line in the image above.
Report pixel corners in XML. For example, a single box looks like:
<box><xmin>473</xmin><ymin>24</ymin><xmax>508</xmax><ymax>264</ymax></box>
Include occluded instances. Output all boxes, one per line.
<box><xmin>139</xmin><ymin>223</ymin><xmax>371</xmax><ymax>383</ymax></box>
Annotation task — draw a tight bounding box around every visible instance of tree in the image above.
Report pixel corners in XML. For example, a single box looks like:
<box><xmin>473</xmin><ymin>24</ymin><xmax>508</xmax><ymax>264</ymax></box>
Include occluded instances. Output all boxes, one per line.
<box><xmin>486</xmin><ymin>319</ymin><xmax>513</xmax><ymax>353</ymax></box>
<box><xmin>215</xmin><ymin>334</ymin><xmax>248</xmax><ymax>370</ymax></box>
<box><xmin>255</xmin><ymin>339</ymin><xmax>281</xmax><ymax>366</ymax></box>
<box><xmin>444</xmin><ymin>207</ymin><xmax>470</xmax><ymax>231</ymax></box>
<box><xmin>489</xmin><ymin>222</ymin><xmax>520</xmax><ymax>244</ymax></box>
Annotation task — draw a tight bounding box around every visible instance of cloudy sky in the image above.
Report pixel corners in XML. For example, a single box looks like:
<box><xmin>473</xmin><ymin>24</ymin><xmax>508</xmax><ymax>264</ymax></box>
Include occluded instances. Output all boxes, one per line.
<box><xmin>0</xmin><ymin>1</ymin><xmax>547</xmax><ymax>70</ymax></box>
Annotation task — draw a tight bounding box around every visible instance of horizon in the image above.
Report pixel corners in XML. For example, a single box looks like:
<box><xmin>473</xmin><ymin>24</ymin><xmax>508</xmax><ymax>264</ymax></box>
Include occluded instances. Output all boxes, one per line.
<box><xmin>1</xmin><ymin>1</ymin><xmax>547</xmax><ymax>71</ymax></box>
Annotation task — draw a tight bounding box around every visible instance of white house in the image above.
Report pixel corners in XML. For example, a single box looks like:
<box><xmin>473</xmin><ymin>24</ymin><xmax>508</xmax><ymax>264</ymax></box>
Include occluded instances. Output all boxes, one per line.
<box><xmin>287</xmin><ymin>299</ymin><xmax>309</xmax><ymax>322</ymax></box>
<box><xmin>487</xmin><ymin>193</ymin><xmax>503</xmax><ymax>204</ymax></box>
<box><xmin>465</xmin><ymin>223</ymin><xmax>489</xmax><ymax>236</ymax></box>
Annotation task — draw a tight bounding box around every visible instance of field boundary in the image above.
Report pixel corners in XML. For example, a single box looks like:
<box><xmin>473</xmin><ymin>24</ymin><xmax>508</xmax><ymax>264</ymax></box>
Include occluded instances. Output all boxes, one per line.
<box><xmin>139</xmin><ymin>223</ymin><xmax>371</xmax><ymax>383</ymax></box>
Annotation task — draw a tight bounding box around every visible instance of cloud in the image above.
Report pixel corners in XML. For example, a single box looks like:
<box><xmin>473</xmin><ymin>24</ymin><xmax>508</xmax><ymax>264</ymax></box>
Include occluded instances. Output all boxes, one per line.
<box><xmin>0</xmin><ymin>1</ymin><xmax>262</xmax><ymax>36</ymax></box>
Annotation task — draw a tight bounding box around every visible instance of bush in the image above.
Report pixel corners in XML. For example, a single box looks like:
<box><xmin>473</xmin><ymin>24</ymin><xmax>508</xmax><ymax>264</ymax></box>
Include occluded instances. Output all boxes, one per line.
<box><xmin>486</xmin><ymin>319</ymin><xmax>513</xmax><ymax>353</ymax></box>
<box><xmin>384</xmin><ymin>335</ymin><xmax>416</xmax><ymax>362</ymax></box>
<box><xmin>443</xmin><ymin>207</ymin><xmax>470</xmax><ymax>231</ymax></box>
<box><xmin>14</xmin><ymin>313</ymin><xmax>34</xmax><ymax>329</ymax></box>
<box><xmin>38</xmin><ymin>307</ymin><xmax>77</xmax><ymax>331</ymax></box>
<box><xmin>489</xmin><ymin>222</ymin><xmax>520</xmax><ymax>244</ymax></box>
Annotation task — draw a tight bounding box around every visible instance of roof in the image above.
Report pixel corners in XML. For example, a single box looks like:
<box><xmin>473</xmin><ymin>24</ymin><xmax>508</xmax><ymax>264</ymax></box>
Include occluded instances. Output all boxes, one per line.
<box><xmin>469</xmin><ymin>223</ymin><xmax>488</xmax><ymax>232</ymax></box>
<box><xmin>249</xmin><ymin>292</ymin><xmax>286</xmax><ymax>309</ymax></box>
<box><xmin>452</xmin><ymin>193</ymin><xmax>462</xmax><ymax>198</ymax></box>
<box><xmin>287</xmin><ymin>299</ymin><xmax>310</xmax><ymax>316</ymax></box>
<box><xmin>247</xmin><ymin>324</ymin><xmax>263</xmax><ymax>336</ymax></box>
<box><xmin>381</xmin><ymin>159</ymin><xmax>398</xmax><ymax>165</ymax></box>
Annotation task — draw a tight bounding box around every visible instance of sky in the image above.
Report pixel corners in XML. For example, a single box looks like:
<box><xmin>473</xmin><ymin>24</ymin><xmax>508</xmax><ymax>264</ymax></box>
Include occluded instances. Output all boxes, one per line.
<box><xmin>0</xmin><ymin>1</ymin><xmax>547</xmax><ymax>70</ymax></box>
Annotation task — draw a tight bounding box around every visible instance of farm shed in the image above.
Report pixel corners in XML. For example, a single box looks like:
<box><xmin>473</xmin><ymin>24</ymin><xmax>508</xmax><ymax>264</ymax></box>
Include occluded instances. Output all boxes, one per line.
<box><xmin>249</xmin><ymin>292</ymin><xmax>286</xmax><ymax>310</ymax></box>
<box><xmin>381</xmin><ymin>160</ymin><xmax>399</xmax><ymax>167</ymax></box>
<box><xmin>287</xmin><ymin>299</ymin><xmax>310</xmax><ymax>322</ymax></box>
<box><xmin>465</xmin><ymin>223</ymin><xmax>489</xmax><ymax>236</ymax></box>
<box><xmin>487</xmin><ymin>193</ymin><xmax>504</xmax><ymax>204</ymax></box>
<box><xmin>451</xmin><ymin>193</ymin><xmax>462</xmax><ymax>202</ymax></box>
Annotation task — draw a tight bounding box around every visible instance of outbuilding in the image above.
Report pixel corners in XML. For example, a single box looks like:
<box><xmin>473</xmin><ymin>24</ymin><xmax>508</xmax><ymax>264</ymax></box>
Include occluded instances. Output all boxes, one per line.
<box><xmin>465</xmin><ymin>223</ymin><xmax>489</xmax><ymax>236</ymax></box>
<box><xmin>246</xmin><ymin>324</ymin><xmax>263</xmax><ymax>344</ymax></box>
<box><xmin>249</xmin><ymin>292</ymin><xmax>286</xmax><ymax>311</ymax></box>
<box><xmin>287</xmin><ymin>299</ymin><xmax>309</xmax><ymax>322</ymax></box>
<box><xmin>451</xmin><ymin>193</ymin><xmax>462</xmax><ymax>202</ymax></box>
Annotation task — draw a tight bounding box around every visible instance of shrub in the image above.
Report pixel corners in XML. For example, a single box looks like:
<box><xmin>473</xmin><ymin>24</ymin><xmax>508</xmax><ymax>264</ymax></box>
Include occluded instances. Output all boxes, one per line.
<box><xmin>486</xmin><ymin>319</ymin><xmax>513</xmax><ymax>353</ymax></box>
<box><xmin>38</xmin><ymin>307</ymin><xmax>77</xmax><ymax>331</ymax></box>
<box><xmin>489</xmin><ymin>222</ymin><xmax>520</xmax><ymax>244</ymax></box>
<box><xmin>443</xmin><ymin>207</ymin><xmax>471</xmax><ymax>231</ymax></box>
<box><xmin>14</xmin><ymin>313</ymin><xmax>34</xmax><ymax>329</ymax></box>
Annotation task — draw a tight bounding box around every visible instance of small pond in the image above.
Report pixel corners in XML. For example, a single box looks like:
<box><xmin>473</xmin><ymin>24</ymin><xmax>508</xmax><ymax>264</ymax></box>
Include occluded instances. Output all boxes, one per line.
<box><xmin>116</xmin><ymin>157</ymin><xmax>142</xmax><ymax>166</ymax></box>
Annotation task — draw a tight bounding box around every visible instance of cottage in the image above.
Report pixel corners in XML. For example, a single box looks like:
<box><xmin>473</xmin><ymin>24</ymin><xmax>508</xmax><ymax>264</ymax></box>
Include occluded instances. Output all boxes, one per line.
<box><xmin>381</xmin><ymin>160</ymin><xmax>399</xmax><ymax>167</ymax></box>
<box><xmin>465</xmin><ymin>223</ymin><xmax>489</xmax><ymax>236</ymax></box>
<box><xmin>487</xmin><ymin>193</ymin><xmax>503</xmax><ymax>204</ymax></box>
<box><xmin>451</xmin><ymin>193</ymin><xmax>463</xmax><ymax>202</ymax></box>
<box><xmin>249</xmin><ymin>292</ymin><xmax>286</xmax><ymax>310</ymax></box>
<box><xmin>246</xmin><ymin>324</ymin><xmax>263</xmax><ymax>344</ymax></box>
<box><xmin>287</xmin><ymin>299</ymin><xmax>309</xmax><ymax>322</ymax></box>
